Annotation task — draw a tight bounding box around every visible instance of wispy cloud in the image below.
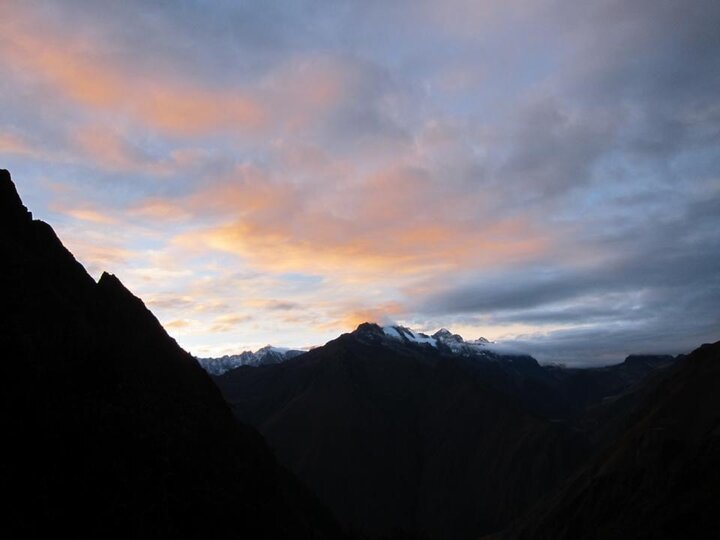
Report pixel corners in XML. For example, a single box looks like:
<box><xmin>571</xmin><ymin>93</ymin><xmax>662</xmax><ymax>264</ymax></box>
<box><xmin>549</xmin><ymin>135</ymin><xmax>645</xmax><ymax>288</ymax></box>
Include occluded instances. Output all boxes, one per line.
<box><xmin>1</xmin><ymin>0</ymin><xmax>718</xmax><ymax>362</ymax></box>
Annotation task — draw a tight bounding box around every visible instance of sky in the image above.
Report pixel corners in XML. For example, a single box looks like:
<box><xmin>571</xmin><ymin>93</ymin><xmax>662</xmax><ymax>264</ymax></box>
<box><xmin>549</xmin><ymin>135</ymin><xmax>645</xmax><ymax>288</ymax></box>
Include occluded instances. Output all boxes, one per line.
<box><xmin>1</xmin><ymin>0</ymin><xmax>718</xmax><ymax>365</ymax></box>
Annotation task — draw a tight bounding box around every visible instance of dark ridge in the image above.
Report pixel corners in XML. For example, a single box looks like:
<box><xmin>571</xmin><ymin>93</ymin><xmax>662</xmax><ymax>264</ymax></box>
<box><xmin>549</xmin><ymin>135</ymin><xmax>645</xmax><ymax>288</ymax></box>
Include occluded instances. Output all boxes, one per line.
<box><xmin>623</xmin><ymin>353</ymin><xmax>676</xmax><ymax>368</ymax></box>
<box><xmin>214</xmin><ymin>323</ymin><xmax>591</xmax><ymax>539</ymax></box>
<box><xmin>353</xmin><ymin>321</ymin><xmax>384</xmax><ymax>336</ymax></box>
<box><xmin>0</xmin><ymin>170</ymin><xmax>345</xmax><ymax>539</ymax></box>
<box><xmin>495</xmin><ymin>341</ymin><xmax>720</xmax><ymax>540</ymax></box>
<box><xmin>0</xmin><ymin>168</ymin><xmax>31</xmax><ymax>224</ymax></box>
<box><xmin>214</xmin><ymin>320</ymin><xmax>690</xmax><ymax>539</ymax></box>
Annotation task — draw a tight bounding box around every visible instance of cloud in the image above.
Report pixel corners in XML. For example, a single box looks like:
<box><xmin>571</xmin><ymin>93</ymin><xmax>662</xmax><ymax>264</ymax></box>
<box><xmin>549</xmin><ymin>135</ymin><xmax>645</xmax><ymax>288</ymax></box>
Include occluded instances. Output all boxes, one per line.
<box><xmin>167</xmin><ymin>160</ymin><xmax>553</xmax><ymax>279</ymax></box>
<box><xmin>1</xmin><ymin>0</ymin><xmax>718</xmax><ymax>362</ymax></box>
<box><xmin>412</xmin><ymin>191</ymin><xmax>720</xmax><ymax>363</ymax></box>
<box><xmin>166</xmin><ymin>319</ymin><xmax>193</xmax><ymax>330</ymax></box>
<box><xmin>209</xmin><ymin>314</ymin><xmax>254</xmax><ymax>333</ymax></box>
<box><xmin>0</xmin><ymin>132</ymin><xmax>35</xmax><ymax>156</ymax></box>
<box><xmin>146</xmin><ymin>296</ymin><xmax>195</xmax><ymax>311</ymax></box>
<box><xmin>61</xmin><ymin>207</ymin><xmax>118</xmax><ymax>225</ymax></box>
<box><xmin>0</xmin><ymin>20</ymin><xmax>266</xmax><ymax>137</ymax></box>
<box><xmin>262</xmin><ymin>300</ymin><xmax>301</xmax><ymax>311</ymax></box>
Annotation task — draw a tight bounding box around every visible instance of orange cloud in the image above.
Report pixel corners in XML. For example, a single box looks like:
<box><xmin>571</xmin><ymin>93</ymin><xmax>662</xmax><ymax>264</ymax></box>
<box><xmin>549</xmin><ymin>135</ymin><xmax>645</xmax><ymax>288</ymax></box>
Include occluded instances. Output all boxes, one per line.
<box><xmin>335</xmin><ymin>303</ymin><xmax>407</xmax><ymax>330</ymax></box>
<box><xmin>129</xmin><ymin>198</ymin><xmax>192</xmax><ymax>222</ymax></box>
<box><xmin>0</xmin><ymin>132</ymin><xmax>35</xmax><ymax>156</ymax></box>
<box><xmin>209</xmin><ymin>314</ymin><xmax>254</xmax><ymax>333</ymax></box>
<box><xmin>187</xmin><ymin>164</ymin><xmax>294</xmax><ymax>216</ymax></box>
<box><xmin>171</xmin><ymin>169</ymin><xmax>550</xmax><ymax>278</ymax></box>
<box><xmin>166</xmin><ymin>319</ymin><xmax>193</xmax><ymax>329</ymax></box>
<box><xmin>72</xmin><ymin>126</ymin><xmax>158</xmax><ymax>174</ymax></box>
<box><xmin>0</xmin><ymin>12</ymin><xmax>265</xmax><ymax>137</ymax></box>
<box><xmin>58</xmin><ymin>238</ymin><xmax>132</xmax><ymax>278</ymax></box>
<box><xmin>63</xmin><ymin>208</ymin><xmax>118</xmax><ymax>225</ymax></box>
<box><xmin>0</xmin><ymin>9</ymin><xmax>360</xmax><ymax>145</ymax></box>
<box><xmin>139</xmin><ymin>85</ymin><xmax>265</xmax><ymax>136</ymax></box>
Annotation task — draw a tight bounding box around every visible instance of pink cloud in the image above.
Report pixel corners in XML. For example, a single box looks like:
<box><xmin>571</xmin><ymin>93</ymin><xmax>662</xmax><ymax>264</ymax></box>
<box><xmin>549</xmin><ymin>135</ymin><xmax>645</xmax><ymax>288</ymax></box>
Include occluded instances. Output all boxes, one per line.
<box><xmin>0</xmin><ymin>10</ymin><xmax>266</xmax><ymax>138</ymax></box>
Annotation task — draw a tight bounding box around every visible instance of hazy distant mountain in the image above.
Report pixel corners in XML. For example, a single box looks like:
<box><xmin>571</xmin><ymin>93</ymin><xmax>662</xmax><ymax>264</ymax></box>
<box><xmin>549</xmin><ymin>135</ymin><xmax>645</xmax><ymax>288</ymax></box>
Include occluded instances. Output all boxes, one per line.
<box><xmin>495</xmin><ymin>340</ymin><xmax>720</xmax><ymax>540</ymax></box>
<box><xmin>214</xmin><ymin>322</ymin><xmax>679</xmax><ymax>539</ymax></box>
<box><xmin>0</xmin><ymin>170</ymin><xmax>344</xmax><ymax>538</ymax></box>
<box><xmin>197</xmin><ymin>345</ymin><xmax>306</xmax><ymax>375</ymax></box>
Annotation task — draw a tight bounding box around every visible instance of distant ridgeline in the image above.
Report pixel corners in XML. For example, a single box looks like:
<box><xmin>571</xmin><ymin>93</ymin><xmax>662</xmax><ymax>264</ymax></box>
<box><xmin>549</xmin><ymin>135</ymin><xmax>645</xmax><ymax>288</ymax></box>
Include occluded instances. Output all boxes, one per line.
<box><xmin>197</xmin><ymin>323</ymin><xmax>532</xmax><ymax>377</ymax></box>
<box><xmin>197</xmin><ymin>345</ymin><xmax>306</xmax><ymax>375</ymax></box>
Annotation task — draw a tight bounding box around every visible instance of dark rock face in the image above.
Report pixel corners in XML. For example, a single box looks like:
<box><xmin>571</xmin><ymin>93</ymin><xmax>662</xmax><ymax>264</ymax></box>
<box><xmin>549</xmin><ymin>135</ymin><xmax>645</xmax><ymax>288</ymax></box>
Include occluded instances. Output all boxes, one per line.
<box><xmin>0</xmin><ymin>170</ymin><xmax>344</xmax><ymax>538</ymax></box>
<box><xmin>495</xmin><ymin>341</ymin><xmax>720</xmax><ymax>540</ymax></box>
<box><xmin>214</xmin><ymin>322</ymin><xmax>687</xmax><ymax>539</ymax></box>
<box><xmin>214</xmin><ymin>327</ymin><xmax>592</xmax><ymax>539</ymax></box>
<box><xmin>542</xmin><ymin>354</ymin><xmax>677</xmax><ymax>421</ymax></box>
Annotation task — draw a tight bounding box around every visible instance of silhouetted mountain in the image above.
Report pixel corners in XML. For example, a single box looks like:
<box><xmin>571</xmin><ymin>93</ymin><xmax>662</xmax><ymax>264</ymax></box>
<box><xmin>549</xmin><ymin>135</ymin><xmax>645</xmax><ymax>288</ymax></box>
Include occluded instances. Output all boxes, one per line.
<box><xmin>0</xmin><ymin>170</ymin><xmax>344</xmax><ymax>538</ymax></box>
<box><xmin>214</xmin><ymin>323</ymin><xmax>590</xmax><ymax>538</ymax></box>
<box><xmin>213</xmin><ymin>323</ymin><xmax>685</xmax><ymax>539</ymax></box>
<box><xmin>491</xmin><ymin>341</ymin><xmax>720</xmax><ymax>540</ymax></box>
<box><xmin>543</xmin><ymin>354</ymin><xmax>677</xmax><ymax>420</ymax></box>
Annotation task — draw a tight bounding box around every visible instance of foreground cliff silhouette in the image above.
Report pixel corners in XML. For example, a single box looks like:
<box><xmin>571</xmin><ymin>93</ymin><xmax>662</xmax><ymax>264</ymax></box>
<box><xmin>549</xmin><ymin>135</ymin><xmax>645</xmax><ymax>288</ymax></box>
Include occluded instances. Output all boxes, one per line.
<box><xmin>0</xmin><ymin>169</ymin><xmax>344</xmax><ymax>538</ymax></box>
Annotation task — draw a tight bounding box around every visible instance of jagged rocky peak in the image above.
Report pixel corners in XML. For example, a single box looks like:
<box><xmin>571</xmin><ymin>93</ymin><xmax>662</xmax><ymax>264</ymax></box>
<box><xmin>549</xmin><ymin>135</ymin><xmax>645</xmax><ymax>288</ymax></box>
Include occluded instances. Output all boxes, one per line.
<box><xmin>432</xmin><ymin>328</ymin><xmax>464</xmax><ymax>343</ymax></box>
<box><xmin>348</xmin><ymin>322</ymin><xmax>521</xmax><ymax>359</ymax></box>
<box><xmin>1</xmin><ymin>169</ymin><xmax>22</xmax><ymax>206</ymax></box>
<box><xmin>97</xmin><ymin>271</ymin><xmax>129</xmax><ymax>295</ymax></box>
<box><xmin>350</xmin><ymin>322</ymin><xmax>387</xmax><ymax>343</ymax></box>
<box><xmin>197</xmin><ymin>344</ymin><xmax>306</xmax><ymax>375</ymax></box>
<box><xmin>1</xmin><ymin>169</ymin><xmax>33</xmax><ymax>226</ymax></box>
<box><xmin>355</xmin><ymin>322</ymin><xmax>384</xmax><ymax>335</ymax></box>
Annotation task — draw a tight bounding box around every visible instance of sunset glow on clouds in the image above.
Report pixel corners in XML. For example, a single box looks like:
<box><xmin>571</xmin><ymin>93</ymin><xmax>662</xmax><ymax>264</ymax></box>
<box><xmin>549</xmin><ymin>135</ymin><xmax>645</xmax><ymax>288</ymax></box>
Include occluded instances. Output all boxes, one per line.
<box><xmin>1</xmin><ymin>1</ymin><xmax>719</xmax><ymax>363</ymax></box>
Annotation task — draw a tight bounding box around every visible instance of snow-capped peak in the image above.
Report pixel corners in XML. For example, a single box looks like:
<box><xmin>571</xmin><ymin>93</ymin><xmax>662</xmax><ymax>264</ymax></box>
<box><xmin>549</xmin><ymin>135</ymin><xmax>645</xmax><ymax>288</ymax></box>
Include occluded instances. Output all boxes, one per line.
<box><xmin>432</xmin><ymin>328</ymin><xmax>454</xmax><ymax>339</ymax></box>
<box><xmin>382</xmin><ymin>325</ymin><xmax>438</xmax><ymax>347</ymax></box>
<box><xmin>196</xmin><ymin>345</ymin><xmax>305</xmax><ymax>375</ymax></box>
<box><xmin>375</xmin><ymin>324</ymin><xmax>528</xmax><ymax>360</ymax></box>
<box><xmin>432</xmin><ymin>328</ymin><xmax>464</xmax><ymax>344</ymax></box>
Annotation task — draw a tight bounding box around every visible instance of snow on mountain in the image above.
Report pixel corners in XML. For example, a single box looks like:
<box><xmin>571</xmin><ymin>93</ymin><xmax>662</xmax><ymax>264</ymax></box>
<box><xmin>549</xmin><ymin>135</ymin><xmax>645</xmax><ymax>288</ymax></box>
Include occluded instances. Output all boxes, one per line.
<box><xmin>380</xmin><ymin>325</ymin><xmax>529</xmax><ymax>359</ymax></box>
<box><xmin>199</xmin><ymin>324</ymin><xmax>530</xmax><ymax>376</ymax></box>
<box><xmin>382</xmin><ymin>325</ymin><xmax>438</xmax><ymax>347</ymax></box>
<box><xmin>197</xmin><ymin>345</ymin><xmax>305</xmax><ymax>375</ymax></box>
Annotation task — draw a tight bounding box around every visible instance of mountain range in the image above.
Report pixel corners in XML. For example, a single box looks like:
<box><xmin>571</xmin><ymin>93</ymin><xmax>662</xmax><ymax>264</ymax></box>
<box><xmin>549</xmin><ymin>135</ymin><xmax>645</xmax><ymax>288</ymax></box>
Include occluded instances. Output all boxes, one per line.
<box><xmin>2</xmin><ymin>167</ymin><xmax>718</xmax><ymax>539</ymax></box>
<box><xmin>212</xmin><ymin>322</ymin><xmax>686</xmax><ymax>538</ymax></box>
<box><xmin>197</xmin><ymin>345</ymin><xmax>306</xmax><ymax>375</ymax></box>
<box><xmin>195</xmin><ymin>326</ymin><xmax>527</xmax><ymax>376</ymax></box>
<box><xmin>493</xmin><ymin>340</ymin><xmax>720</xmax><ymax>540</ymax></box>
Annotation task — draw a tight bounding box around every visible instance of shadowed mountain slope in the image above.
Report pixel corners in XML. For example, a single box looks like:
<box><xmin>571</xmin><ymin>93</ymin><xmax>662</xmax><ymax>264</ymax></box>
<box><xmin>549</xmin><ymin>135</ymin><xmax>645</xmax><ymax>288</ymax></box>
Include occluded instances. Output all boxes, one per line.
<box><xmin>0</xmin><ymin>169</ymin><xmax>344</xmax><ymax>538</ymax></box>
<box><xmin>492</xmin><ymin>340</ymin><xmax>720</xmax><ymax>540</ymax></box>
<box><xmin>214</xmin><ymin>323</ymin><xmax>685</xmax><ymax>539</ymax></box>
<box><xmin>215</xmin><ymin>323</ymin><xmax>592</xmax><ymax>539</ymax></box>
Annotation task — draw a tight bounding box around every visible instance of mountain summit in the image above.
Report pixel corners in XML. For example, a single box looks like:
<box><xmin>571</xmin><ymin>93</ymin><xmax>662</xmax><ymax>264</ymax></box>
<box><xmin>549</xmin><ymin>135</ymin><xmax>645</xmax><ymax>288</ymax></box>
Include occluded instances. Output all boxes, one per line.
<box><xmin>213</xmin><ymin>320</ymin><xmax>695</xmax><ymax>538</ymax></box>
<box><xmin>352</xmin><ymin>322</ymin><xmax>530</xmax><ymax>360</ymax></box>
<box><xmin>213</xmin><ymin>321</ymin><xmax>591</xmax><ymax>538</ymax></box>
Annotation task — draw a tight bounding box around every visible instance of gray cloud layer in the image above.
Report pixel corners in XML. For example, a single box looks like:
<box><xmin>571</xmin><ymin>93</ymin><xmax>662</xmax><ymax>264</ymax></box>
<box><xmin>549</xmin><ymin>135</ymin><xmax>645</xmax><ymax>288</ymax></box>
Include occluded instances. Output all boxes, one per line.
<box><xmin>1</xmin><ymin>0</ymin><xmax>718</xmax><ymax>363</ymax></box>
